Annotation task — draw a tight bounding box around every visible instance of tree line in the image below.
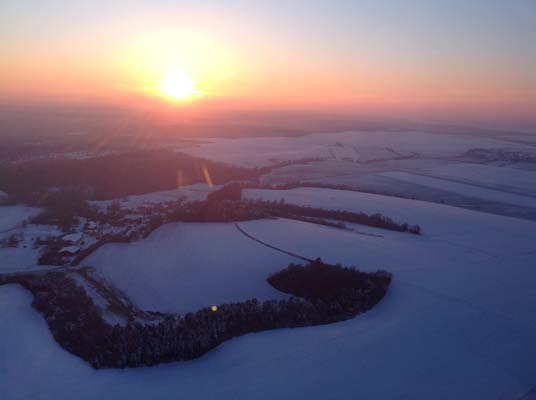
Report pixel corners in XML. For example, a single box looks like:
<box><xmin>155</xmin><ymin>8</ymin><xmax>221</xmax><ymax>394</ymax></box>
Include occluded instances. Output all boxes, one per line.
<box><xmin>0</xmin><ymin>150</ymin><xmax>259</xmax><ymax>203</ymax></box>
<box><xmin>206</xmin><ymin>183</ymin><xmax>421</xmax><ymax>234</ymax></box>
<box><xmin>0</xmin><ymin>261</ymin><xmax>391</xmax><ymax>369</ymax></box>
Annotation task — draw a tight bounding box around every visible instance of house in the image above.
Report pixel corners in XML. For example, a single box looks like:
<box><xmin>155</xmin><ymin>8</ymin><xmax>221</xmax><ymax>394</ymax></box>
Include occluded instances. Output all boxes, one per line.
<box><xmin>87</xmin><ymin>221</ymin><xmax>98</xmax><ymax>230</ymax></box>
<box><xmin>62</xmin><ymin>232</ymin><xmax>84</xmax><ymax>244</ymax></box>
<box><xmin>58</xmin><ymin>245</ymin><xmax>80</xmax><ymax>255</ymax></box>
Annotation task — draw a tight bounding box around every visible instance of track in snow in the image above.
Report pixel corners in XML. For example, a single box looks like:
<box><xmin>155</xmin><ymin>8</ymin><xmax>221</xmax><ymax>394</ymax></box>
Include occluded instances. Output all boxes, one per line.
<box><xmin>234</xmin><ymin>223</ymin><xmax>313</xmax><ymax>262</ymax></box>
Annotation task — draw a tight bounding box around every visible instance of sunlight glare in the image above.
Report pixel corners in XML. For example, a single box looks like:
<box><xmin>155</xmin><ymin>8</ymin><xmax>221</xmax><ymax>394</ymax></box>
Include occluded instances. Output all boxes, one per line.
<box><xmin>160</xmin><ymin>71</ymin><xmax>199</xmax><ymax>100</ymax></box>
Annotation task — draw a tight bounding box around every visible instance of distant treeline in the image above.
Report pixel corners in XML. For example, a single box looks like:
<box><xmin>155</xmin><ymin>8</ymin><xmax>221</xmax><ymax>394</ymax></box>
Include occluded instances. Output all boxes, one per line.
<box><xmin>208</xmin><ymin>183</ymin><xmax>420</xmax><ymax>234</ymax></box>
<box><xmin>0</xmin><ymin>261</ymin><xmax>391</xmax><ymax>369</ymax></box>
<box><xmin>0</xmin><ymin>150</ymin><xmax>258</xmax><ymax>202</ymax></box>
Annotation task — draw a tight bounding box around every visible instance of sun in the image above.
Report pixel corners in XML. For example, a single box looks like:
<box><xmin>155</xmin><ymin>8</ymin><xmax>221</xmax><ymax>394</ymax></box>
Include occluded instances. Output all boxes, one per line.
<box><xmin>160</xmin><ymin>71</ymin><xmax>199</xmax><ymax>100</ymax></box>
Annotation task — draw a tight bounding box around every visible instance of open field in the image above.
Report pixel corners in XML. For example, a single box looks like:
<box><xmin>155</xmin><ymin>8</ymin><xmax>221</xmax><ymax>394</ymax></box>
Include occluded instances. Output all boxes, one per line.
<box><xmin>2</xmin><ymin>185</ymin><xmax>535</xmax><ymax>399</ymax></box>
<box><xmin>85</xmin><ymin>222</ymin><xmax>294</xmax><ymax>313</ymax></box>
<box><xmin>183</xmin><ymin>130</ymin><xmax>536</xmax><ymax>219</ymax></box>
<box><xmin>1</xmin><ymin>129</ymin><xmax>535</xmax><ymax>399</ymax></box>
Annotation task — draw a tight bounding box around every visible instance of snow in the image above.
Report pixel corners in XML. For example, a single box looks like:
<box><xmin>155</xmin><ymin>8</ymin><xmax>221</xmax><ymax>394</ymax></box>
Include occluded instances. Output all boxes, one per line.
<box><xmin>68</xmin><ymin>272</ymin><xmax>128</xmax><ymax>326</ymax></box>
<box><xmin>85</xmin><ymin>222</ymin><xmax>295</xmax><ymax>314</ymax></box>
<box><xmin>2</xmin><ymin>190</ymin><xmax>536</xmax><ymax>400</ymax></box>
<box><xmin>0</xmin><ymin>204</ymin><xmax>60</xmax><ymax>271</ymax></box>
<box><xmin>379</xmin><ymin>171</ymin><xmax>536</xmax><ymax>208</ymax></box>
<box><xmin>181</xmin><ymin>130</ymin><xmax>528</xmax><ymax>167</ymax></box>
<box><xmin>244</xmin><ymin>186</ymin><xmax>535</xmax><ymax>239</ymax></box>
<box><xmin>0</xmin><ymin>285</ymin><xmax>97</xmax><ymax>399</ymax></box>
<box><xmin>0</xmin><ymin>203</ymin><xmax>535</xmax><ymax>399</ymax></box>
<box><xmin>0</xmin><ymin>205</ymin><xmax>40</xmax><ymax>233</ymax></box>
<box><xmin>59</xmin><ymin>245</ymin><xmax>80</xmax><ymax>254</ymax></box>
<box><xmin>0</xmin><ymin>247</ymin><xmax>42</xmax><ymax>271</ymax></box>
<box><xmin>182</xmin><ymin>130</ymin><xmax>536</xmax><ymax>220</ymax></box>
<box><xmin>87</xmin><ymin>221</ymin><xmax>98</xmax><ymax>229</ymax></box>
<box><xmin>416</xmin><ymin>163</ymin><xmax>536</xmax><ymax>196</ymax></box>
<box><xmin>0</xmin><ymin>132</ymin><xmax>536</xmax><ymax>400</ymax></box>
<box><xmin>62</xmin><ymin>232</ymin><xmax>83</xmax><ymax>243</ymax></box>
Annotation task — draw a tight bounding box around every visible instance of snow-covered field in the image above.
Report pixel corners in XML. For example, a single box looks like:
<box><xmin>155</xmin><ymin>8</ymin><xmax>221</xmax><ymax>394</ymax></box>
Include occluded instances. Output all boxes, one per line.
<box><xmin>0</xmin><ymin>206</ymin><xmax>60</xmax><ymax>272</ymax></box>
<box><xmin>85</xmin><ymin>222</ymin><xmax>294</xmax><ymax>313</ymax></box>
<box><xmin>0</xmin><ymin>205</ymin><xmax>40</xmax><ymax>233</ymax></box>
<box><xmin>184</xmin><ymin>130</ymin><xmax>536</xmax><ymax>219</ymax></box>
<box><xmin>182</xmin><ymin>130</ymin><xmax>530</xmax><ymax>167</ymax></box>
<box><xmin>2</xmin><ymin>129</ymin><xmax>536</xmax><ymax>399</ymax></box>
<box><xmin>2</xmin><ymin>185</ymin><xmax>536</xmax><ymax>399</ymax></box>
<box><xmin>0</xmin><ymin>224</ymin><xmax>61</xmax><ymax>272</ymax></box>
<box><xmin>379</xmin><ymin>171</ymin><xmax>536</xmax><ymax>207</ymax></box>
<box><xmin>414</xmin><ymin>163</ymin><xmax>536</xmax><ymax>196</ymax></box>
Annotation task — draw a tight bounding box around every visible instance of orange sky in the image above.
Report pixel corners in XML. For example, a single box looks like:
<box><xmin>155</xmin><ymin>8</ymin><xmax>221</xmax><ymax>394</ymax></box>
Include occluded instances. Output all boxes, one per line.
<box><xmin>1</xmin><ymin>1</ymin><xmax>535</xmax><ymax>121</ymax></box>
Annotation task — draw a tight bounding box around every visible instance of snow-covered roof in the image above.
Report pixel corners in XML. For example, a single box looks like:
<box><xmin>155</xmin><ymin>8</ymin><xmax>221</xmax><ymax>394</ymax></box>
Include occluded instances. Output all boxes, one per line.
<box><xmin>87</xmin><ymin>221</ymin><xmax>98</xmax><ymax>229</ymax></box>
<box><xmin>62</xmin><ymin>232</ymin><xmax>83</xmax><ymax>243</ymax></box>
<box><xmin>58</xmin><ymin>245</ymin><xmax>80</xmax><ymax>255</ymax></box>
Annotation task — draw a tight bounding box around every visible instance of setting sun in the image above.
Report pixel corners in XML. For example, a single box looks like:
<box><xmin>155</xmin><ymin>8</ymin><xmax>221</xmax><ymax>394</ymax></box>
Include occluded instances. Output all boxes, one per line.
<box><xmin>160</xmin><ymin>71</ymin><xmax>199</xmax><ymax>100</ymax></box>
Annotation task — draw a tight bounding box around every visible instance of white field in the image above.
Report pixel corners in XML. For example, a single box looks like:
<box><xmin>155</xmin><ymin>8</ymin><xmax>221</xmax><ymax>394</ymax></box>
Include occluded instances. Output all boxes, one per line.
<box><xmin>2</xmin><ymin>186</ymin><xmax>536</xmax><ymax>399</ymax></box>
<box><xmin>185</xmin><ymin>130</ymin><xmax>536</xmax><ymax>219</ymax></box>
<box><xmin>380</xmin><ymin>171</ymin><xmax>536</xmax><ymax>207</ymax></box>
<box><xmin>0</xmin><ymin>224</ymin><xmax>61</xmax><ymax>272</ymax></box>
<box><xmin>182</xmin><ymin>130</ymin><xmax>529</xmax><ymax>167</ymax></box>
<box><xmin>85</xmin><ymin>222</ymin><xmax>294</xmax><ymax>313</ymax></box>
<box><xmin>2</xmin><ymin>127</ymin><xmax>536</xmax><ymax>399</ymax></box>
<box><xmin>0</xmin><ymin>206</ymin><xmax>59</xmax><ymax>272</ymax></box>
<box><xmin>0</xmin><ymin>205</ymin><xmax>40</xmax><ymax>233</ymax></box>
<box><xmin>244</xmin><ymin>186</ymin><xmax>535</xmax><ymax>239</ymax></box>
<box><xmin>418</xmin><ymin>163</ymin><xmax>536</xmax><ymax>196</ymax></box>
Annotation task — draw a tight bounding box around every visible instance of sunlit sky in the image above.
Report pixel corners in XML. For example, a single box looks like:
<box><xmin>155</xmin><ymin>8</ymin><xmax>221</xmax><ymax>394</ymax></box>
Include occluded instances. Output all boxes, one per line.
<box><xmin>1</xmin><ymin>0</ymin><xmax>535</xmax><ymax>120</ymax></box>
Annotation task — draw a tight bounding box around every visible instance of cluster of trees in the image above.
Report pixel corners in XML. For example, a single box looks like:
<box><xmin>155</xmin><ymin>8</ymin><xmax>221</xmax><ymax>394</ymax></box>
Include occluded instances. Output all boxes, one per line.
<box><xmin>257</xmin><ymin>157</ymin><xmax>327</xmax><ymax>175</ymax></box>
<box><xmin>0</xmin><ymin>272</ymin><xmax>111</xmax><ymax>364</ymax></box>
<box><xmin>35</xmin><ymin>236</ymin><xmax>72</xmax><ymax>265</ymax></box>
<box><xmin>465</xmin><ymin>148</ymin><xmax>536</xmax><ymax>163</ymax></box>
<box><xmin>172</xmin><ymin>200</ymin><xmax>270</xmax><ymax>222</ymax></box>
<box><xmin>170</xmin><ymin>198</ymin><xmax>420</xmax><ymax>234</ymax></box>
<box><xmin>0</xmin><ymin>150</ymin><xmax>259</xmax><ymax>203</ymax></box>
<box><xmin>268</xmin><ymin>259</ymin><xmax>391</xmax><ymax>302</ymax></box>
<box><xmin>206</xmin><ymin>183</ymin><xmax>244</xmax><ymax>201</ymax></box>
<box><xmin>0</xmin><ymin>233</ymin><xmax>23</xmax><ymax>248</ymax></box>
<box><xmin>0</xmin><ymin>261</ymin><xmax>391</xmax><ymax>369</ymax></box>
<box><xmin>261</xmin><ymin>201</ymin><xmax>421</xmax><ymax>234</ymax></box>
<box><xmin>30</xmin><ymin>190</ymin><xmax>91</xmax><ymax>231</ymax></box>
<box><xmin>202</xmin><ymin>184</ymin><xmax>421</xmax><ymax>234</ymax></box>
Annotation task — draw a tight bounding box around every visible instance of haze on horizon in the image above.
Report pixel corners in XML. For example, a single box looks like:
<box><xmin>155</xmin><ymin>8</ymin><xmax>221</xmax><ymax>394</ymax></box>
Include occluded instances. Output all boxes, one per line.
<box><xmin>1</xmin><ymin>0</ymin><xmax>535</xmax><ymax>126</ymax></box>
